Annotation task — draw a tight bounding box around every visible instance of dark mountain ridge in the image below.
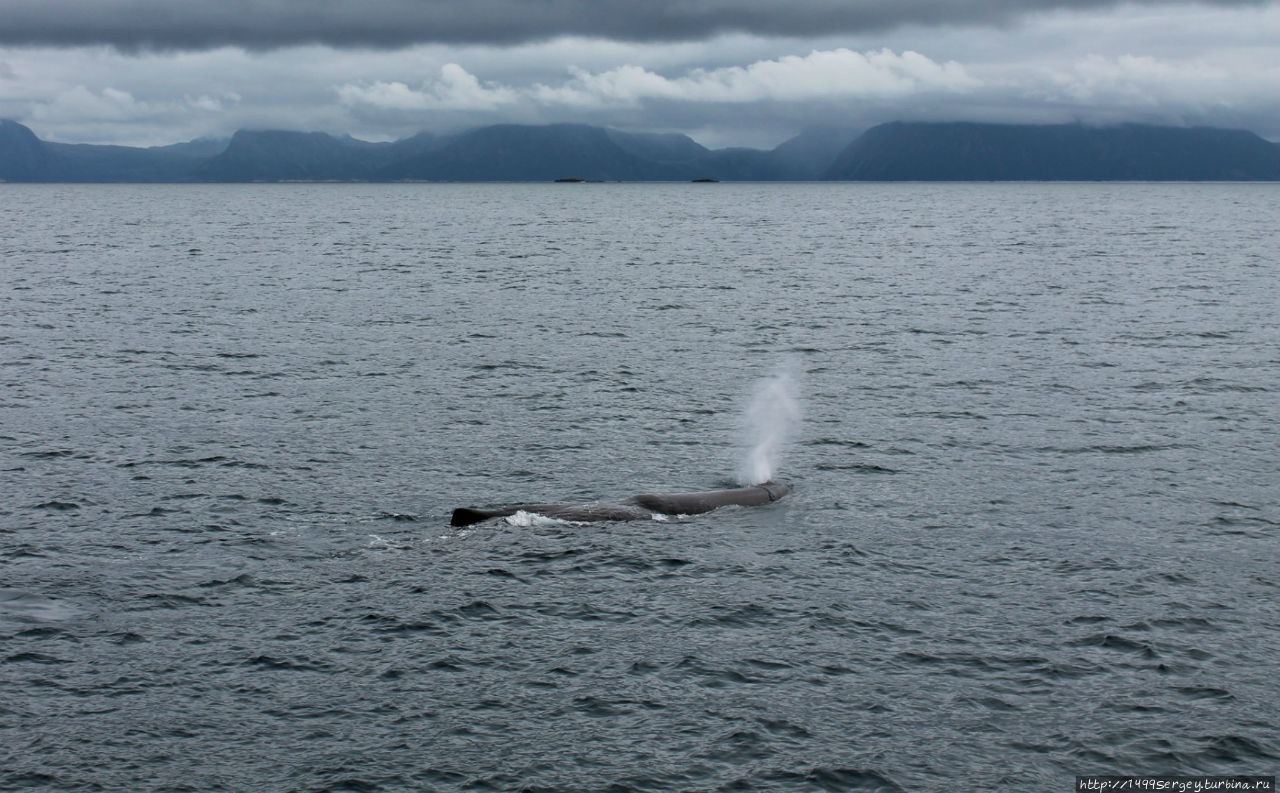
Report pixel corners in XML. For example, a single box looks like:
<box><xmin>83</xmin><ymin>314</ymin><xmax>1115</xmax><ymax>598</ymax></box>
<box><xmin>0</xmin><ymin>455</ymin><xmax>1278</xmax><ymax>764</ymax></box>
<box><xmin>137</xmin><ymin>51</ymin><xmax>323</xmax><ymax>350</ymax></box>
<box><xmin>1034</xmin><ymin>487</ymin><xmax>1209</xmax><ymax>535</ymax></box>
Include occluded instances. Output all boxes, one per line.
<box><xmin>383</xmin><ymin>123</ymin><xmax>690</xmax><ymax>182</ymax></box>
<box><xmin>2</xmin><ymin>119</ymin><xmax>1276</xmax><ymax>182</ymax></box>
<box><xmin>0</xmin><ymin>119</ymin><xmax>53</xmax><ymax>181</ymax></box>
<box><xmin>825</xmin><ymin>121</ymin><xmax>1279</xmax><ymax>181</ymax></box>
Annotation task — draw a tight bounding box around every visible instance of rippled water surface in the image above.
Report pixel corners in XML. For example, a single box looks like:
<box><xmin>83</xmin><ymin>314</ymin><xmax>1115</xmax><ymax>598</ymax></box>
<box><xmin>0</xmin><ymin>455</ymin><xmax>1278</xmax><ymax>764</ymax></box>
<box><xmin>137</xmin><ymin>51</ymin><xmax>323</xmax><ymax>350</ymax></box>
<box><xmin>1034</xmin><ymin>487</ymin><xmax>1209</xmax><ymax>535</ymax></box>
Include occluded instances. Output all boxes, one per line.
<box><xmin>2</xmin><ymin>183</ymin><xmax>1277</xmax><ymax>792</ymax></box>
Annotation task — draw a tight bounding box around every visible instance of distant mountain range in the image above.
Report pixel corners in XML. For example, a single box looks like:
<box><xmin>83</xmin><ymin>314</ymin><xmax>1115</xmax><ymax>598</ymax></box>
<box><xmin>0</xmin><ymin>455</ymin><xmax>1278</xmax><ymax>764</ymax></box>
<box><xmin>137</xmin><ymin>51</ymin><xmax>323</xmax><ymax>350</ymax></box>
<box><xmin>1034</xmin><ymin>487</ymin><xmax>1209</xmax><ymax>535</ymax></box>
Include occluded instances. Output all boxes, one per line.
<box><xmin>2</xmin><ymin>118</ymin><xmax>1276</xmax><ymax>182</ymax></box>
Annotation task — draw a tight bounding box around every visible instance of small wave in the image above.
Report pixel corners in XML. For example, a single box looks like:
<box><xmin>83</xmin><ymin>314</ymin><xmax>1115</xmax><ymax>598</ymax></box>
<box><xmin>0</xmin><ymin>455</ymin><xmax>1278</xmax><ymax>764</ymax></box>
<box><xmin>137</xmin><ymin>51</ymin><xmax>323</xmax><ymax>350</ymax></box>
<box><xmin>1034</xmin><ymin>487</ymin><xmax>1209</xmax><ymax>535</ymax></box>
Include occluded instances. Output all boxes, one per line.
<box><xmin>197</xmin><ymin>574</ymin><xmax>257</xmax><ymax>589</ymax></box>
<box><xmin>1038</xmin><ymin>444</ymin><xmax>1186</xmax><ymax>455</ymax></box>
<box><xmin>804</xmin><ymin>437</ymin><xmax>870</xmax><ymax>449</ymax></box>
<box><xmin>458</xmin><ymin>600</ymin><xmax>502</xmax><ymax>619</ymax></box>
<box><xmin>375</xmin><ymin>511</ymin><xmax>418</xmax><ymax>522</ymax></box>
<box><xmin>117</xmin><ymin>455</ymin><xmax>230</xmax><ymax>469</ymax></box>
<box><xmin>1196</xmin><ymin>734</ymin><xmax>1279</xmax><ymax>763</ymax></box>
<box><xmin>221</xmin><ymin>459</ymin><xmax>270</xmax><ymax>470</ymax></box>
<box><xmin>815</xmin><ymin>463</ymin><xmax>898</xmax><ymax>474</ymax></box>
<box><xmin>687</xmin><ymin>603</ymin><xmax>779</xmax><ymax>628</ymax></box>
<box><xmin>138</xmin><ymin>593</ymin><xmax>210</xmax><ymax>609</ymax></box>
<box><xmin>0</xmin><ymin>590</ymin><xmax>78</xmax><ymax>622</ymax></box>
<box><xmin>243</xmin><ymin>654</ymin><xmax>327</xmax><ymax>672</ymax></box>
<box><xmin>33</xmin><ymin>501</ymin><xmax>81</xmax><ymax>511</ymax></box>
<box><xmin>5</xmin><ymin>652</ymin><xmax>70</xmax><ymax>665</ymax></box>
<box><xmin>19</xmin><ymin>450</ymin><xmax>79</xmax><ymax>459</ymax></box>
<box><xmin>126</xmin><ymin>506</ymin><xmax>183</xmax><ymax>518</ymax></box>
<box><xmin>1069</xmin><ymin>632</ymin><xmax>1160</xmax><ymax>659</ymax></box>
<box><xmin>753</xmin><ymin>767</ymin><xmax>906</xmax><ymax>792</ymax></box>
<box><xmin>1174</xmin><ymin>686</ymin><xmax>1233</xmax><ymax>701</ymax></box>
<box><xmin>1182</xmin><ymin>377</ymin><xmax>1270</xmax><ymax>393</ymax></box>
<box><xmin>366</xmin><ymin>534</ymin><xmax>422</xmax><ymax>551</ymax></box>
<box><xmin>478</xmin><ymin>567</ymin><xmax>527</xmax><ymax>582</ymax></box>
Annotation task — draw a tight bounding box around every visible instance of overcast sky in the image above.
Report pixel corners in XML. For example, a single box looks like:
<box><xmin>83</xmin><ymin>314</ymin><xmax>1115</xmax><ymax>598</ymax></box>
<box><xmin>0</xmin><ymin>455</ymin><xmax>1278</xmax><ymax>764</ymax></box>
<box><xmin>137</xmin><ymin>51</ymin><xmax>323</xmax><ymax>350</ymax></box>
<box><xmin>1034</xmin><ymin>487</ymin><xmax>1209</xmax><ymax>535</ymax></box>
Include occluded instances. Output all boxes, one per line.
<box><xmin>1</xmin><ymin>0</ymin><xmax>1276</xmax><ymax>148</ymax></box>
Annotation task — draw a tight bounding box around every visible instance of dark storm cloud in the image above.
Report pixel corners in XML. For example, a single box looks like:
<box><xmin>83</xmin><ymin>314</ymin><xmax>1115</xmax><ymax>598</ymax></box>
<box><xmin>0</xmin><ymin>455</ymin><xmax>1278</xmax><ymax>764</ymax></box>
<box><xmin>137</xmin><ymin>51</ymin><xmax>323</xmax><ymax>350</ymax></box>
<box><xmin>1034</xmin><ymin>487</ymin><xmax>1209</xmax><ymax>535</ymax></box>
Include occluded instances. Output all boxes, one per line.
<box><xmin>0</xmin><ymin>0</ymin><xmax>1268</xmax><ymax>50</ymax></box>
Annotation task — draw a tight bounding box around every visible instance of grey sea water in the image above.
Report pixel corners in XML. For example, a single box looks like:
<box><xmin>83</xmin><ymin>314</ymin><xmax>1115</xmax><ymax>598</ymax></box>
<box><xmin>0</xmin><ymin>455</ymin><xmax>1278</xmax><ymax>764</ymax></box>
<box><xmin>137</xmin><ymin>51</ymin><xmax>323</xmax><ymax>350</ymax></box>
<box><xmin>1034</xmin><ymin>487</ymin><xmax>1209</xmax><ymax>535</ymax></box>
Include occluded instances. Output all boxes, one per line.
<box><xmin>1</xmin><ymin>182</ymin><xmax>1277</xmax><ymax>792</ymax></box>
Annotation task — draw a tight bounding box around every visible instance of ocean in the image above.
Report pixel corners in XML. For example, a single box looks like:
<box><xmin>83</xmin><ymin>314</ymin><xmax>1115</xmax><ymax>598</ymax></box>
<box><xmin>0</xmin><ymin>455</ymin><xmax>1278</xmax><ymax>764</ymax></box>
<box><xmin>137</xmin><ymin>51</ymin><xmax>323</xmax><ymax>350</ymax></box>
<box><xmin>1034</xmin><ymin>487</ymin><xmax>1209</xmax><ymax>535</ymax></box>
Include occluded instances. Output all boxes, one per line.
<box><xmin>2</xmin><ymin>182</ymin><xmax>1277</xmax><ymax>792</ymax></box>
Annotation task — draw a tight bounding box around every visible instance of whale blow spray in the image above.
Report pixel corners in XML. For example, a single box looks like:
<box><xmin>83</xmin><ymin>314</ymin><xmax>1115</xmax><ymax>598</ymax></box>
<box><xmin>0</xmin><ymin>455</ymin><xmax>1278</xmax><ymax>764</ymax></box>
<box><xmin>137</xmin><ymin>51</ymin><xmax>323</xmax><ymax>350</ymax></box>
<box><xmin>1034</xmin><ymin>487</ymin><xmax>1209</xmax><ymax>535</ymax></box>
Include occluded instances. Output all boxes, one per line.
<box><xmin>737</xmin><ymin>369</ymin><xmax>801</xmax><ymax>486</ymax></box>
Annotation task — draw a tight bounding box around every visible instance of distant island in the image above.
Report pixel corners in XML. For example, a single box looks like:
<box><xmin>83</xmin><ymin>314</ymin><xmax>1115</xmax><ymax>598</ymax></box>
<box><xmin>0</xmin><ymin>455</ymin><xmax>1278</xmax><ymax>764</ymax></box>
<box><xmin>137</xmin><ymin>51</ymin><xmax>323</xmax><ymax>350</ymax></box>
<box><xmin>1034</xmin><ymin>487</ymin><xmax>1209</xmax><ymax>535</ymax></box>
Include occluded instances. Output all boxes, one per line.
<box><xmin>2</xmin><ymin>119</ymin><xmax>1276</xmax><ymax>182</ymax></box>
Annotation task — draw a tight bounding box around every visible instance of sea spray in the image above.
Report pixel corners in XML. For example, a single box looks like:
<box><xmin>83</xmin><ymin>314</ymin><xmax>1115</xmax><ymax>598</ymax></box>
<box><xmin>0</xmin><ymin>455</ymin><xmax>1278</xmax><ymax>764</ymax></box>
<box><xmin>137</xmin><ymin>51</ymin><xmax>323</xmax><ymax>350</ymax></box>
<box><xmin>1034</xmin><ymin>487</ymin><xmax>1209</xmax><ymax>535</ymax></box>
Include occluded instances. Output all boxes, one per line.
<box><xmin>737</xmin><ymin>369</ymin><xmax>801</xmax><ymax>486</ymax></box>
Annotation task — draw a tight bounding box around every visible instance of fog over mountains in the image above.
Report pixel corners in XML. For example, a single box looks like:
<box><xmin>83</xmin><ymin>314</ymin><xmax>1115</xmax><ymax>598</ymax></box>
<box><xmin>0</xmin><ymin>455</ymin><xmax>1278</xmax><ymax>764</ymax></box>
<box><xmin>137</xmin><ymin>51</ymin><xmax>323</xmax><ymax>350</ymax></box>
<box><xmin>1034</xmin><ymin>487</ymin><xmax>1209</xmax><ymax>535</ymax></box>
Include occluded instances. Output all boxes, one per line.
<box><xmin>2</xmin><ymin>119</ymin><xmax>1277</xmax><ymax>182</ymax></box>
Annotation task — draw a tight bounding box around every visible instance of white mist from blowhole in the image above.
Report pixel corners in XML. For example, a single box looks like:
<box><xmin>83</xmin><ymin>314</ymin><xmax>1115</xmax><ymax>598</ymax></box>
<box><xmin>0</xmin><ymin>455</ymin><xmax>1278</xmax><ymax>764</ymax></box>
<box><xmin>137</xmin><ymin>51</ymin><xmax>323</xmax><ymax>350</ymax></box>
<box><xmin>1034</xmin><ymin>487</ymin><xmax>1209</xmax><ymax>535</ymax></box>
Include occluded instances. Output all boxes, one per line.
<box><xmin>737</xmin><ymin>369</ymin><xmax>801</xmax><ymax>486</ymax></box>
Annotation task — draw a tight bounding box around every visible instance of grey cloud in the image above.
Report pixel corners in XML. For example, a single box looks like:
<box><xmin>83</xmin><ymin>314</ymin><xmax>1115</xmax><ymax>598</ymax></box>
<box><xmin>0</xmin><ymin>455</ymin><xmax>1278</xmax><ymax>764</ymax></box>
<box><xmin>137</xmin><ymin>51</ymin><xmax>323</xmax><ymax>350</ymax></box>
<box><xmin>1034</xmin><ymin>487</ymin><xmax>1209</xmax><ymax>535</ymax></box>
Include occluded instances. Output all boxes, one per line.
<box><xmin>0</xmin><ymin>0</ymin><xmax>1269</xmax><ymax>50</ymax></box>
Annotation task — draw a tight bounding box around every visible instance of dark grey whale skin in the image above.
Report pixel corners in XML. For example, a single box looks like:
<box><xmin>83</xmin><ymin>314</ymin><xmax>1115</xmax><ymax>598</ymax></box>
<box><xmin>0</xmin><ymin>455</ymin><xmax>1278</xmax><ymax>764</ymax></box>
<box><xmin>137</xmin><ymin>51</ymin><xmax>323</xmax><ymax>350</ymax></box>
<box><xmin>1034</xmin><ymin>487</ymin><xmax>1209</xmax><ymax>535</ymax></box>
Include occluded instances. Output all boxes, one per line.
<box><xmin>450</xmin><ymin>482</ymin><xmax>791</xmax><ymax>527</ymax></box>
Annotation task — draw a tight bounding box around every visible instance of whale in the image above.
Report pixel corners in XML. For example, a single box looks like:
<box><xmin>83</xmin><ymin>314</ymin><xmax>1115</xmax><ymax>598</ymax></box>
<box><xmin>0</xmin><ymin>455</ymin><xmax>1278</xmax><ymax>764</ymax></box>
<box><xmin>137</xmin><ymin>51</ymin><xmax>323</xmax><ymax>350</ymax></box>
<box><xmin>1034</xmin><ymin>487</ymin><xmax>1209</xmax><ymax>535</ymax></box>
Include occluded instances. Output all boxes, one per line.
<box><xmin>450</xmin><ymin>481</ymin><xmax>791</xmax><ymax>527</ymax></box>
